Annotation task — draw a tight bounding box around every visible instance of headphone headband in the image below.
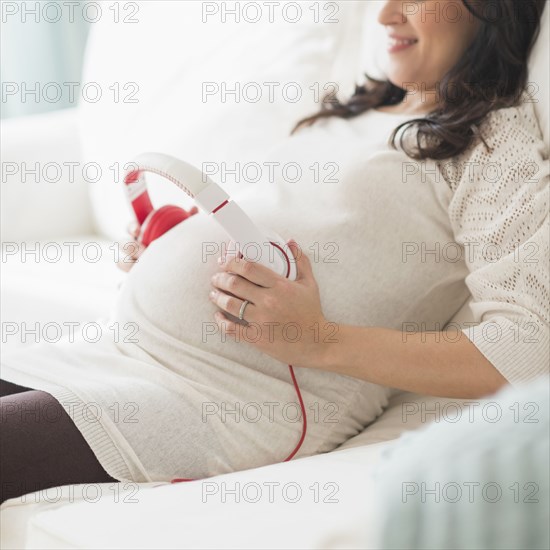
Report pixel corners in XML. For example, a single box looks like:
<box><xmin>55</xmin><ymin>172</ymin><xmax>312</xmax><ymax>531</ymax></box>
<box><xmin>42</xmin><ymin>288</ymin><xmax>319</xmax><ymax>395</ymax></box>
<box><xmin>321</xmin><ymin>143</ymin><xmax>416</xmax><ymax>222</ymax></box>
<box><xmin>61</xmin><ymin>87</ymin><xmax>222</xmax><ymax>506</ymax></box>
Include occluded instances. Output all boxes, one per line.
<box><xmin>123</xmin><ymin>152</ymin><xmax>296</xmax><ymax>280</ymax></box>
<box><xmin>124</xmin><ymin>153</ymin><xmax>227</xmax><ymax>225</ymax></box>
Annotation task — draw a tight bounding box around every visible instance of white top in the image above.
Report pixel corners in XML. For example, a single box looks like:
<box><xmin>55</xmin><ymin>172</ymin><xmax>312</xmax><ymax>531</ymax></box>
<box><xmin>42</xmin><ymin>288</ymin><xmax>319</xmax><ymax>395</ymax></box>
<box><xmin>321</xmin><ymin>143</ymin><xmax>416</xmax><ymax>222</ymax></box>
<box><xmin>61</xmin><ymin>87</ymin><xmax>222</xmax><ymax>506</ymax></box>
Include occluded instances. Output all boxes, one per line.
<box><xmin>2</xmin><ymin>96</ymin><xmax>548</xmax><ymax>484</ymax></box>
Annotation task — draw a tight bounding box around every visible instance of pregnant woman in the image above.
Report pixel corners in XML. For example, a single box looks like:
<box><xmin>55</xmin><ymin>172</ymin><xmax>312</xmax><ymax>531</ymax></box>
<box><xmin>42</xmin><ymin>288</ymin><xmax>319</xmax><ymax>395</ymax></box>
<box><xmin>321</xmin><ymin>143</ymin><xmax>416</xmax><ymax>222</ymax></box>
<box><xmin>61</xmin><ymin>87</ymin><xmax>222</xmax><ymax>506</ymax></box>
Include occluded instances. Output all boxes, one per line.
<box><xmin>1</xmin><ymin>0</ymin><xmax>548</xmax><ymax>504</ymax></box>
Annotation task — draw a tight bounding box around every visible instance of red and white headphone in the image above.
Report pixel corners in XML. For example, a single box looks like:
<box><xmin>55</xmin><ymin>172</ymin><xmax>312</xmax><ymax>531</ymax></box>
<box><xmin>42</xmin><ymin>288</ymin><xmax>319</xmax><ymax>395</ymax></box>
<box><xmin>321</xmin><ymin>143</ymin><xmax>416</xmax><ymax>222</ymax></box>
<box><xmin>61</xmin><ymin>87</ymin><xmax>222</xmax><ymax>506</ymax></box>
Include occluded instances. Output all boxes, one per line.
<box><xmin>123</xmin><ymin>152</ymin><xmax>296</xmax><ymax>280</ymax></box>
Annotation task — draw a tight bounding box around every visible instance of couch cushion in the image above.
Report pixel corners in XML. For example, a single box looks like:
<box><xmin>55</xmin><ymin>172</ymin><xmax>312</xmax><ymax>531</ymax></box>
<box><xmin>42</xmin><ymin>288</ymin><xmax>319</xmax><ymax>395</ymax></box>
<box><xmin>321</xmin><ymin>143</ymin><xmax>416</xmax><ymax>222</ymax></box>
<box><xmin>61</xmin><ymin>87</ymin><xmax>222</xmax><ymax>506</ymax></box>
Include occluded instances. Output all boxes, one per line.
<box><xmin>6</xmin><ymin>442</ymin><xmax>387</xmax><ymax>550</ymax></box>
<box><xmin>1</xmin><ymin>236</ymin><xmax>123</xmax><ymax>355</ymax></box>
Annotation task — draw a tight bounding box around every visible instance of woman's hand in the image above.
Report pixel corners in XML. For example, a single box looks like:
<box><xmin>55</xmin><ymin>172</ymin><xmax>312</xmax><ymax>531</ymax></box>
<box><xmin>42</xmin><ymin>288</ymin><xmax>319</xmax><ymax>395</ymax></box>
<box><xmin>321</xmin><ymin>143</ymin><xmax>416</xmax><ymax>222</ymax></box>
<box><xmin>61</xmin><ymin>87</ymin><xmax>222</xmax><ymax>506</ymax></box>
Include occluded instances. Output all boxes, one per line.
<box><xmin>116</xmin><ymin>222</ymin><xmax>146</xmax><ymax>272</ymax></box>
<box><xmin>209</xmin><ymin>239</ymin><xmax>332</xmax><ymax>369</ymax></box>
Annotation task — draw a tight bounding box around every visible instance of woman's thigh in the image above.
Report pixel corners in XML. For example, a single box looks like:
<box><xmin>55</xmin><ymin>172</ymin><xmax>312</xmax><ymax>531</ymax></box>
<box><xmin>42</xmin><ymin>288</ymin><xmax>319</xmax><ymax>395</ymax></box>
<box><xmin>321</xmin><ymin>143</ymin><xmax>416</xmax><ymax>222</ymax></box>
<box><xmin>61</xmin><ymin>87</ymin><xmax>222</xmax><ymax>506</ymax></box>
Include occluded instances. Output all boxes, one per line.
<box><xmin>0</xmin><ymin>389</ymin><xmax>118</xmax><ymax>504</ymax></box>
<box><xmin>0</xmin><ymin>379</ymin><xmax>33</xmax><ymax>397</ymax></box>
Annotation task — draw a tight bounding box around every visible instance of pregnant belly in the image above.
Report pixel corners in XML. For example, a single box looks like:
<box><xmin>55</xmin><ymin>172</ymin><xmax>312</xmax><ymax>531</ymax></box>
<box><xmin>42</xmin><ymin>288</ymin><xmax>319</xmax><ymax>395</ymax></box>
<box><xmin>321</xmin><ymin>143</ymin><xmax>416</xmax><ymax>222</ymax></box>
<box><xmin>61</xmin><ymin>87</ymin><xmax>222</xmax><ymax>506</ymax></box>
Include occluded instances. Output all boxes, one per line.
<box><xmin>112</xmin><ymin>185</ymin><xmax>329</xmax><ymax>373</ymax></box>
<box><xmin>112</xmin><ymin>175</ymin><xmax>465</xmax><ymax>382</ymax></box>
<box><xmin>110</xmin><ymin>185</ymin><xmax>384</xmax><ymax>423</ymax></box>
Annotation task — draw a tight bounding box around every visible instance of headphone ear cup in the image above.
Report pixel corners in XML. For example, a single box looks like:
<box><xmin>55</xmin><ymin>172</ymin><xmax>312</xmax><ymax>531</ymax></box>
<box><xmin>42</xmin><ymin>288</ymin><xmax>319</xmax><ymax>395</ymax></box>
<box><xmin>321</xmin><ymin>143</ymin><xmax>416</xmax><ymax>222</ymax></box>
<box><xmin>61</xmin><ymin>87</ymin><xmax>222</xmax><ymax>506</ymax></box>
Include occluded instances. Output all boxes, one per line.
<box><xmin>140</xmin><ymin>205</ymin><xmax>191</xmax><ymax>247</ymax></box>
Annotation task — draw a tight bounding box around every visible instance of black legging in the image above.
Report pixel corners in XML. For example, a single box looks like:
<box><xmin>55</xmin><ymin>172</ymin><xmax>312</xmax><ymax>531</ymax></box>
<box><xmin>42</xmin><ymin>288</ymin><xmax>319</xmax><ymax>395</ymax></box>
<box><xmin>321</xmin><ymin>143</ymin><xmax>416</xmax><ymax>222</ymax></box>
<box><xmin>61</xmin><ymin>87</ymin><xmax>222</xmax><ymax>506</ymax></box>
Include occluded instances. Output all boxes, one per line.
<box><xmin>0</xmin><ymin>379</ymin><xmax>118</xmax><ymax>505</ymax></box>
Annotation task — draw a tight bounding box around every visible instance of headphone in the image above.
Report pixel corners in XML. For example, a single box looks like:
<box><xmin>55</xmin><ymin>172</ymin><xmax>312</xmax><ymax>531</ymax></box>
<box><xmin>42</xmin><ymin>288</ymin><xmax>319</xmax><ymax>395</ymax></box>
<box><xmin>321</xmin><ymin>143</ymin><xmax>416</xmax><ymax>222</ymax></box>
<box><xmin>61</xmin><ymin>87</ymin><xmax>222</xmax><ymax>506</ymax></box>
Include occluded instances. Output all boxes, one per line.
<box><xmin>123</xmin><ymin>153</ymin><xmax>306</xmax><ymax>482</ymax></box>
<box><xmin>123</xmin><ymin>152</ymin><xmax>297</xmax><ymax>280</ymax></box>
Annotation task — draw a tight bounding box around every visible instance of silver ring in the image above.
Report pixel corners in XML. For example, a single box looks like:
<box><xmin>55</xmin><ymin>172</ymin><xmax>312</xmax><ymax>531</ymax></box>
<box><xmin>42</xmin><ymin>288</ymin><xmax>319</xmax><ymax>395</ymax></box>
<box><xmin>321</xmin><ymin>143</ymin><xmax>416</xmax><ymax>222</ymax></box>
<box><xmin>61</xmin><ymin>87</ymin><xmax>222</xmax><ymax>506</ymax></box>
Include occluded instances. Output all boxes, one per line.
<box><xmin>238</xmin><ymin>300</ymin><xmax>250</xmax><ymax>321</ymax></box>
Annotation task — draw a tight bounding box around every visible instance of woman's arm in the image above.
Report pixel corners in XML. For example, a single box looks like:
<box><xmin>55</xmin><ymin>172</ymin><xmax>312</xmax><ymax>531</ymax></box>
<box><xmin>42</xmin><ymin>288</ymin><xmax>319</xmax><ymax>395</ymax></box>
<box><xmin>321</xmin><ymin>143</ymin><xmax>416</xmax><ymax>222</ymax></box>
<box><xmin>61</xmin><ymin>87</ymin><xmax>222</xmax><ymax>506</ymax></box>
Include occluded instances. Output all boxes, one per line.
<box><xmin>210</xmin><ymin>244</ymin><xmax>508</xmax><ymax>400</ymax></box>
<box><xmin>316</xmin><ymin>324</ymin><xmax>508</xmax><ymax>399</ymax></box>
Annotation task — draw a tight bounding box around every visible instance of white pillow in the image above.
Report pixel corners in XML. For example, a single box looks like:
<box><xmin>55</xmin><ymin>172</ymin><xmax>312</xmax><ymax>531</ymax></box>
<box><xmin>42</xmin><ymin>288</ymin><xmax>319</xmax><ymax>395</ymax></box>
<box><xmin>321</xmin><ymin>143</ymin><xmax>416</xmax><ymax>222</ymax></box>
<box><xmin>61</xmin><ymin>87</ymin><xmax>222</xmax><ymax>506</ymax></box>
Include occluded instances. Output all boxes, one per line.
<box><xmin>372</xmin><ymin>377</ymin><xmax>550</xmax><ymax>549</ymax></box>
<box><xmin>78</xmin><ymin>0</ymin><xmax>367</xmax><ymax>239</ymax></box>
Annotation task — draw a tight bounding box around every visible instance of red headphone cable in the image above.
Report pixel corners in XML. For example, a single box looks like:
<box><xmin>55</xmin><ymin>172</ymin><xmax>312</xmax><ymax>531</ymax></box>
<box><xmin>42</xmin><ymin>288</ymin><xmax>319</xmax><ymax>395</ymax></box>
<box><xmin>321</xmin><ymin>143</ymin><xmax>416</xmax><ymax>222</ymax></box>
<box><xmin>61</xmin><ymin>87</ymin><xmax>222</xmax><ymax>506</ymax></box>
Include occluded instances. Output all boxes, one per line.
<box><xmin>170</xmin><ymin>364</ymin><xmax>307</xmax><ymax>483</ymax></box>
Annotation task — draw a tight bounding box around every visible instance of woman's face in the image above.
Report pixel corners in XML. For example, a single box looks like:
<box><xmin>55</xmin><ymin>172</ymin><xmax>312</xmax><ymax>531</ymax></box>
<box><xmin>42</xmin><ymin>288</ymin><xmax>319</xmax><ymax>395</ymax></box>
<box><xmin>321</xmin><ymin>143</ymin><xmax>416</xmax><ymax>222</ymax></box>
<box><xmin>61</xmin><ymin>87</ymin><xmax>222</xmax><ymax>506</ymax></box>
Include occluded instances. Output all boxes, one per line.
<box><xmin>377</xmin><ymin>0</ymin><xmax>480</xmax><ymax>91</ymax></box>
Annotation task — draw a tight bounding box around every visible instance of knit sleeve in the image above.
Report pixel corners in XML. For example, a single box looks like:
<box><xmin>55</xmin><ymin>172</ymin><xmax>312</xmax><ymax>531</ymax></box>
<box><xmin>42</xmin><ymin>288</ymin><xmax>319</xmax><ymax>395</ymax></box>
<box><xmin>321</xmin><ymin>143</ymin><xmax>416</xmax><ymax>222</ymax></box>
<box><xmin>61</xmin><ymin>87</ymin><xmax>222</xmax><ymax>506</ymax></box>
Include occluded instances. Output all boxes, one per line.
<box><xmin>441</xmin><ymin>98</ymin><xmax>549</xmax><ymax>386</ymax></box>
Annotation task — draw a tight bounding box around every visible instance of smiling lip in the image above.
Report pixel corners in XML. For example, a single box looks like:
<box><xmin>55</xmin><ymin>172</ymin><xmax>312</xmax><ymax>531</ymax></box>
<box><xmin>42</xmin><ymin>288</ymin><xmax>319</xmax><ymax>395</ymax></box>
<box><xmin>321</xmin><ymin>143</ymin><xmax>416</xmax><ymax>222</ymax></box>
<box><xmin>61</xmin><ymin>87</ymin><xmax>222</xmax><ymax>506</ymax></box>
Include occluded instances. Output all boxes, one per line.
<box><xmin>387</xmin><ymin>34</ymin><xmax>418</xmax><ymax>54</ymax></box>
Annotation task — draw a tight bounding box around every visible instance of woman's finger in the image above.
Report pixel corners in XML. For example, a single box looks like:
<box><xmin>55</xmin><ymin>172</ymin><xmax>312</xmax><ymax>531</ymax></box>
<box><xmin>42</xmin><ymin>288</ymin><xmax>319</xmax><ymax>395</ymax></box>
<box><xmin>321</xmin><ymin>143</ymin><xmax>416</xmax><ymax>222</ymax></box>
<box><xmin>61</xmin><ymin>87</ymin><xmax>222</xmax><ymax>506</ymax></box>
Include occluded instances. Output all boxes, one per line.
<box><xmin>286</xmin><ymin>239</ymin><xmax>312</xmax><ymax>282</ymax></box>
<box><xmin>210</xmin><ymin>272</ymin><xmax>262</xmax><ymax>304</ymax></box>
<box><xmin>122</xmin><ymin>240</ymin><xmax>144</xmax><ymax>259</ymax></box>
<box><xmin>209</xmin><ymin>289</ymin><xmax>258</xmax><ymax>323</ymax></box>
<box><xmin>127</xmin><ymin>221</ymin><xmax>140</xmax><ymax>239</ymax></box>
<box><xmin>219</xmin><ymin>255</ymin><xmax>283</xmax><ymax>288</ymax></box>
<box><xmin>116</xmin><ymin>241</ymin><xmax>145</xmax><ymax>272</ymax></box>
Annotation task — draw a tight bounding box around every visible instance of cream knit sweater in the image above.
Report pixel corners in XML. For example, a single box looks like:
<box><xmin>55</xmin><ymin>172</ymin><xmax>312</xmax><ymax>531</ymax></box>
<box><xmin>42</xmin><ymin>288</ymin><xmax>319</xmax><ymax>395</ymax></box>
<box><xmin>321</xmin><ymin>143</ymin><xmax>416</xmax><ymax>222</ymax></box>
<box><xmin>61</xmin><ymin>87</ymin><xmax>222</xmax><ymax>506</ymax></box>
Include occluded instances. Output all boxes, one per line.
<box><xmin>438</xmin><ymin>101</ymin><xmax>549</xmax><ymax>384</ymax></box>
<box><xmin>2</xmin><ymin>95</ymin><xmax>548</xmax><ymax>483</ymax></box>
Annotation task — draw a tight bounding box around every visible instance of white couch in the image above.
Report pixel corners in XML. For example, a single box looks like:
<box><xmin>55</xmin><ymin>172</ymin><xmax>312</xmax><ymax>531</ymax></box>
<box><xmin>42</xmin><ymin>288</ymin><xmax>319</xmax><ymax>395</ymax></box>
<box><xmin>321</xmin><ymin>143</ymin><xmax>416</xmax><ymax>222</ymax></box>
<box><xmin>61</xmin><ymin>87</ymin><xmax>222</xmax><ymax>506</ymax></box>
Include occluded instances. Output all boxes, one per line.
<box><xmin>1</xmin><ymin>1</ymin><xmax>548</xmax><ymax>548</ymax></box>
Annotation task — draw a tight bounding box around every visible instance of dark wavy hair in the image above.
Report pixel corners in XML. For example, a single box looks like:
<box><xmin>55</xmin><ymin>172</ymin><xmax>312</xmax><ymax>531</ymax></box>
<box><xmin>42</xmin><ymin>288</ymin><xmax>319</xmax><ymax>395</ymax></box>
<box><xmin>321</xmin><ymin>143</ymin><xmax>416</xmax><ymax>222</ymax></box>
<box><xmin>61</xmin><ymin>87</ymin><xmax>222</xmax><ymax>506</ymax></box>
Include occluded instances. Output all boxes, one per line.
<box><xmin>291</xmin><ymin>0</ymin><xmax>546</xmax><ymax>160</ymax></box>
